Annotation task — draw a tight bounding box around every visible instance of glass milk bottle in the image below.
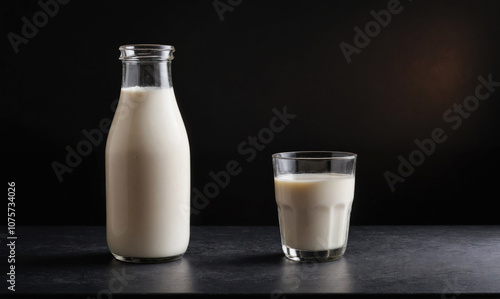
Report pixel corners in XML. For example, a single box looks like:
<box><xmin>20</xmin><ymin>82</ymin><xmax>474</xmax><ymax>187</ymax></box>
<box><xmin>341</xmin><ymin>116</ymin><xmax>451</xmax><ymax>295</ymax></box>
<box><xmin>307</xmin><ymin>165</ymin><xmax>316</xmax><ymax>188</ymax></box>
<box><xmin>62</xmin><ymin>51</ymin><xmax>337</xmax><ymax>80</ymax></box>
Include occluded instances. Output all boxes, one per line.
<box><xmin>105</xmin><ymin>45</ymin><xmax>190</xmax><ymax>263</ymax></box>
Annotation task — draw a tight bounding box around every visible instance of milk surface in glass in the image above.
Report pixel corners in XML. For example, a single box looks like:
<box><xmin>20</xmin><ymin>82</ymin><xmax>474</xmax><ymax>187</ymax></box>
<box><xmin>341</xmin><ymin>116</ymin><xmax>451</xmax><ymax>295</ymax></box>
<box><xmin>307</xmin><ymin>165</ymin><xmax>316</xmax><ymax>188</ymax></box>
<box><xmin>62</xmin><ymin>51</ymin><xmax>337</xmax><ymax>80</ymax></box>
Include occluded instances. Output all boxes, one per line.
<box><xmin>275</xmin><ymin>173</ymin><xmax>355</xmax><ymax>251</ymax></box>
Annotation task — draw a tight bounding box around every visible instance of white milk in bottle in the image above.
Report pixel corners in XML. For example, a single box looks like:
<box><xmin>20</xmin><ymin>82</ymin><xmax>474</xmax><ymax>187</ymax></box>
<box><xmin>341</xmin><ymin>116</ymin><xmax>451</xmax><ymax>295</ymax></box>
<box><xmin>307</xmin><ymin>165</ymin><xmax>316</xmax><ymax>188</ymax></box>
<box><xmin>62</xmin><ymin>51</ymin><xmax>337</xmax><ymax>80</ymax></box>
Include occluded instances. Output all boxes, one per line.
<box><xmin>105</xmin><ymin>45</ymin><xmax>190</xmax><ymax>263</ymax></box>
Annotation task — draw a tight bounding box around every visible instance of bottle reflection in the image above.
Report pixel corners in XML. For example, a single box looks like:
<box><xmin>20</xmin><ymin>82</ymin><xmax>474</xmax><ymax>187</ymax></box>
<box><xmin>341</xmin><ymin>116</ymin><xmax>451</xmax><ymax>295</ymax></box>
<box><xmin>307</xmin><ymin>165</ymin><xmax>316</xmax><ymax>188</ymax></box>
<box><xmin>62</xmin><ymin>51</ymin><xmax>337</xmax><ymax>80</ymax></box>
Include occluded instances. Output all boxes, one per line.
<box><xmin>100</xmin><ymin>257</ymin><xmax>194</xmax><ymax>295</ymax></box>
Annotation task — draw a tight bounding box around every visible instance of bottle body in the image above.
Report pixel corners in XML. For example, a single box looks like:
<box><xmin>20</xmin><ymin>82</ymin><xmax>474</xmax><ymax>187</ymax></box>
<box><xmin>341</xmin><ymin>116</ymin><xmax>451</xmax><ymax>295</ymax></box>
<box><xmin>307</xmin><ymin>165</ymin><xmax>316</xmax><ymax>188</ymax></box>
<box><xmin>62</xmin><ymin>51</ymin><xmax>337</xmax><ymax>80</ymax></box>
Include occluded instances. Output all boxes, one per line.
<box><xmin>105</xmin><ymin>45</ymin><xmax>190</xmax><ymax>262</ymax></box>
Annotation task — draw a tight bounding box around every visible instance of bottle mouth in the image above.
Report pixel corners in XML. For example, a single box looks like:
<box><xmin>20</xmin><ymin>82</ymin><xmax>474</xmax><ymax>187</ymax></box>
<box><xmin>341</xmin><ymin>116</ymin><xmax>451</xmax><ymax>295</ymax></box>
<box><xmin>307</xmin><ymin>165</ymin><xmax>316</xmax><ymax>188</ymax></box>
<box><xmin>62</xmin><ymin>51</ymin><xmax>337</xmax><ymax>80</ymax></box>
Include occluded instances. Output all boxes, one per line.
<box><xmin>119</xmin><ymin>44</ymin><xmax>175</xmax><ymax>61</ymax></box>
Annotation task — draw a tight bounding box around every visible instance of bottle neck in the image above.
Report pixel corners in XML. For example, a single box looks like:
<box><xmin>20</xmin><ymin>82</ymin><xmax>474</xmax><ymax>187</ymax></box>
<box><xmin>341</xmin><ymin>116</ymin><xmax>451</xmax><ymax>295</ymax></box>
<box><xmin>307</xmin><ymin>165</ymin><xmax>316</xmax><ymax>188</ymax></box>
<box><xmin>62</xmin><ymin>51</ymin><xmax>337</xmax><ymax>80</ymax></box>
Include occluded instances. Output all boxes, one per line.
<box><xmin>121</xmin><ymin>60</ymin><xmax>172</xmax><ymax>88</ymax></box>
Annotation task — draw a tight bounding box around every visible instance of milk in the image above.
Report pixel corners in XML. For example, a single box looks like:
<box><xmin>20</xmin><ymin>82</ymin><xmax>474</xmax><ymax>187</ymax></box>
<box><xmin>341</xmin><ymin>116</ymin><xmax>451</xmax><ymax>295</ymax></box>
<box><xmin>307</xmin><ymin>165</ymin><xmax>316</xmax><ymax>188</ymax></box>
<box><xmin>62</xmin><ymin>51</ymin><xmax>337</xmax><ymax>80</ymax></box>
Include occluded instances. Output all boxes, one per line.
<box><xmin>274</xmin><ymin>173</ymin><xmax>355</xmax><ymax>251</ymax></box>
<box><xmin>105</xmin><ymin>86</ymin><xmax>190</xmax><ymax>259</ymax></box>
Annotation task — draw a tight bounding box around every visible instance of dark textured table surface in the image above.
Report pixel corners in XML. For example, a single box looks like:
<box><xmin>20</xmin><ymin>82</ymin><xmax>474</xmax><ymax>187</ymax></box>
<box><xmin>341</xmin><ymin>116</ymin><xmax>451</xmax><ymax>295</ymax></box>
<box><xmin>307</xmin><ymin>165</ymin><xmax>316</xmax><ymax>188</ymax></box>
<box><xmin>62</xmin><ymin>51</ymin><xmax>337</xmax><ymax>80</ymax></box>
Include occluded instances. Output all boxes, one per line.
<box><xmin>1</xmin><ymin>226</ymin><xmax>500</xmax><ymax>298</ymax></box>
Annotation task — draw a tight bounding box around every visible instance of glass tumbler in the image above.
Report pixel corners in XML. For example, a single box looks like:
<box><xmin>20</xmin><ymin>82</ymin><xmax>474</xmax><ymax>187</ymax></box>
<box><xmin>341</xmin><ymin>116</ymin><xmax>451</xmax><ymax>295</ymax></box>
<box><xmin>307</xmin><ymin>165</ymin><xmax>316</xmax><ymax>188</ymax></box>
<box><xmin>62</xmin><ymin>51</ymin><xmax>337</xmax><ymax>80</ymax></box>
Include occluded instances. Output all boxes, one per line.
<box><xmin>272</xmin><ymin>151</ymin><xmax>357</xmax><ymax>262</ymax></box>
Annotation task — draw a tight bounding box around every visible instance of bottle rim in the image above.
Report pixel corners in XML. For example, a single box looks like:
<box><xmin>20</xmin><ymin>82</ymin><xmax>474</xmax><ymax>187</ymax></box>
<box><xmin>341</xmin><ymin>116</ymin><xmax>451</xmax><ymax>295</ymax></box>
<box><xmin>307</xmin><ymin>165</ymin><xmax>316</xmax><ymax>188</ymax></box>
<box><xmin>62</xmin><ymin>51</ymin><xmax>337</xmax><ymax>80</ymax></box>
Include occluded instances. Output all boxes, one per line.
<box><xmin>119</xmin><ymin>44</ymin><xmax>175</xmax><ymax>61</ymax></box>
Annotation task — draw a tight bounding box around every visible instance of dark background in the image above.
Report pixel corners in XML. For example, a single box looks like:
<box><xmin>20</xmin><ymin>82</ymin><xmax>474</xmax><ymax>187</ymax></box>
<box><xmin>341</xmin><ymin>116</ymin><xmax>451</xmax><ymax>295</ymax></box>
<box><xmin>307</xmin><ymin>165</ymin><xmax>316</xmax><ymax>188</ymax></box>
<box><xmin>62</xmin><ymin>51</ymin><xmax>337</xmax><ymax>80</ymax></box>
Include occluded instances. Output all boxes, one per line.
<box><xmin>2</xmin><ymin>0</ymin><xmax>500</xmax><ymax>226</ymax></box>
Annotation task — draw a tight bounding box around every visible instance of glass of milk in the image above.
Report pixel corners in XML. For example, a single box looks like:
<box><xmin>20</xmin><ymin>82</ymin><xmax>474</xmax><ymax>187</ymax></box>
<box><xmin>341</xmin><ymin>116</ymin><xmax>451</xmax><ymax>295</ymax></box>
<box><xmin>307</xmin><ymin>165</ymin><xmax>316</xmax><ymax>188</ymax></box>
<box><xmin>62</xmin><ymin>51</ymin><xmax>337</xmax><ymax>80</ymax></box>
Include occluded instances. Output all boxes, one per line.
<box><xmin>272</xmin><ymin>151</ymin><xmax>357</xmax><ymax>262</ymax></box>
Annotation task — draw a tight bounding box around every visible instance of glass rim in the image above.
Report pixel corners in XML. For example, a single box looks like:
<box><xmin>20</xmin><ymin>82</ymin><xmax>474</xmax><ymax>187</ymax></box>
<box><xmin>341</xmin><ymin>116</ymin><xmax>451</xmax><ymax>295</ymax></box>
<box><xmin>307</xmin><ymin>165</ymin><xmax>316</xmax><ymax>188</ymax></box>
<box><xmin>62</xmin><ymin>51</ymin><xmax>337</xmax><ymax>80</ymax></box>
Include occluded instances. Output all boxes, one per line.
<box><xmin>272</xmin><ymin>151</ymin><xmax>357</xmax><ymax>160</ymax></box>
